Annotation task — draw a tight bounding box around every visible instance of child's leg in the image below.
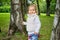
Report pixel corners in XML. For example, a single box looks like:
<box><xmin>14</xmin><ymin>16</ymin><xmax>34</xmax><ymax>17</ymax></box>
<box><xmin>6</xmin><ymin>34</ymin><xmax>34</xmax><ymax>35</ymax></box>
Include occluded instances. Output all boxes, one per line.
<box><xmin>31</xmin><ymin>34</ymin><xmax>38</xmax><ymax>40</ymax></box>
<box><xmin>28</xmin><ymin>34</ymin><xmax>32</xmax><ymax>40</ymax></box>
<box><xmin>28</xmin><ymin>34</ymin><xmax>38</xmax><ymax>40</ymax></box>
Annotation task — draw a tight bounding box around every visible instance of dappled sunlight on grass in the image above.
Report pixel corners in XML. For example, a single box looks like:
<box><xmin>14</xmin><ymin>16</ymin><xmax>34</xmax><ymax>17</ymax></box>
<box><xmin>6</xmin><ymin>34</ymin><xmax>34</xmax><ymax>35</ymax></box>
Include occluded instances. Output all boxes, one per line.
<box><xmin>40</xmin><ymin>13</ymin><xmax>54</xmax><ymax>16</ymax></box>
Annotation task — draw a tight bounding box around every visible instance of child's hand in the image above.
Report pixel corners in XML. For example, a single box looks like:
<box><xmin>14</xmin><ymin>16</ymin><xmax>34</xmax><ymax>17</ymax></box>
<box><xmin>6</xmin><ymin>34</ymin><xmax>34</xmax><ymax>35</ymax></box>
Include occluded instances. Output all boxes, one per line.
<box><xmin>22</xmin><ymin>22</ymin><xmax>24</xmax><ymax>25</ymax></box>
<box><xmin>34</xmin><ymin>32</ymin><xmax>38</xmax><ymax>35</ymax></box>
<box><xmin>22</xmin><ymin>21</ymin><xmax>27</xmax><ymax>25</ymax></box>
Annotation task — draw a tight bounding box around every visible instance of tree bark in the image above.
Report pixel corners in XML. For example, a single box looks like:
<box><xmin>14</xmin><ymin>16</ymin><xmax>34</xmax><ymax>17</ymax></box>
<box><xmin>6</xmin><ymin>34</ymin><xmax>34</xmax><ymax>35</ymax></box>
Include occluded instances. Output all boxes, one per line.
<box><xmin>46</xmin><ymin>0</ymin><xmax>51</xmax><ymax>16</ymax></box>
<box><xmin>50</xmin><ymin>0</ymin><xmax>60</xmax><ymax>40</ymax></box>
<box><xmin>21</xmin><ymin>0</ymin><xmax>27</xmax><ymax>33</ymax></box>
<box><xmin>8</xmin><ymin>0</ymin><xmax>25</xmax><ymax>37</ymax></box>
<box><xmin>36</xmin><ymin>0</ymin><xmax>40</xmax><ymax>15</ymax></box>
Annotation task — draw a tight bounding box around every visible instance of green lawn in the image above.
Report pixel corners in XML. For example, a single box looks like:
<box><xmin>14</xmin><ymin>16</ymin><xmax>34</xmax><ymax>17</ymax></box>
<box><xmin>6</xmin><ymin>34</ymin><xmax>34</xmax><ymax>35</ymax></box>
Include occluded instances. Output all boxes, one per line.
<box><xmin>0</xmin><ymin>13</ymin><xmax>54</xmax><ymax>40</ymax></box>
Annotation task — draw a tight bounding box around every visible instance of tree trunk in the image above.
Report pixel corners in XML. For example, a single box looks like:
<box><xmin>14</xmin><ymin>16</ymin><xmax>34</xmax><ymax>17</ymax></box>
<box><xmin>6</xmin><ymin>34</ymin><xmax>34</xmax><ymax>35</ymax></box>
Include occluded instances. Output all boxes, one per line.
<box><xmin>21</xmin><ymin>0</ymin><xmax>27</xmax><ymax>20</ymax></box>
<box><xmin>21</xmin><ymin>0</ymin><xmax>27</xmax><ymax>33</ymax></box>
<box><xmin>46</xmin><ymin>0</ymin><xmax>51</xmax><ymax>16</ymax></box>
<box><xmin>8</xmin><ymin>0</ymin><xmax>25</xmax><ymax>37</ymax></box>
<box><xmin>50</xmin><ymin>0</ymin><xmax>60</xmax><ymax>40</ymax></box>
<box><xmin>36</xmin><ymin>0</ymin><xmax>40</xmax><ymax>15</ymax></box>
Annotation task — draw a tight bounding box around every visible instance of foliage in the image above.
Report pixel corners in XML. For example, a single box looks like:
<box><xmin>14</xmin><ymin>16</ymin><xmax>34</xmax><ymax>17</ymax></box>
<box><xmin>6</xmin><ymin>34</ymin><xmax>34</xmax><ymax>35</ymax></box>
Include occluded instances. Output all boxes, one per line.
<box><xmin>0</xmin><ymin>0</ymin><xmax>56</xmax><ymax>13</ymax></box>
<box><xmin>39</xmin><ymin>0</ymin><xmax>46</xmax><ymax>13</ymax></box>
<box><xmin>0</xmin><ymin>0</ymin><xmax>10</xmax><ymax>6</ymax></box>
<box><xmin>50</xmin><ymin>0</ymin><xmax>56</xmax><ymax>14</ymax></box>
<box><xmin>0</xmin><ymin>13</ymin><xmax>54</xmax><ymax>40</ymax></box>
<box><xmin>39</xmin><ymin>0</ymin><xmax>56</xmax><ymax>13</ymax></box>
<box><xmin>0</xmin><ymin>6</ymin><xmax>10</xmax><ymax>13</ymax></box>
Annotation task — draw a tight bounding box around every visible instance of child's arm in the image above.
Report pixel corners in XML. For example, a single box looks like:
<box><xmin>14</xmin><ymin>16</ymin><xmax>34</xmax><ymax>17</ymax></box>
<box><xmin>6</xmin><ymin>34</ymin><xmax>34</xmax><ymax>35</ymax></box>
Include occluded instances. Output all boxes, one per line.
<box><xmin>34</xmin><ymin>16</ymin><xmax>41</xmax><ymax>34</ymax></box>
<box><xmin>23</xmin><ymin>21</ymin><xmax>27</xmax><ymax>25</ymax></box>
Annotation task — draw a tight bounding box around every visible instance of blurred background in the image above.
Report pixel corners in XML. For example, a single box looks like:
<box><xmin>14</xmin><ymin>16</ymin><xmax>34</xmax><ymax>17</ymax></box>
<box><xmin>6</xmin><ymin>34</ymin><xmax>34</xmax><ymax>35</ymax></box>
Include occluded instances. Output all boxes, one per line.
<box><xmin>0</xmin><ymin>0</ymin><xmax>56</xmax><ymax>40</ymax></box>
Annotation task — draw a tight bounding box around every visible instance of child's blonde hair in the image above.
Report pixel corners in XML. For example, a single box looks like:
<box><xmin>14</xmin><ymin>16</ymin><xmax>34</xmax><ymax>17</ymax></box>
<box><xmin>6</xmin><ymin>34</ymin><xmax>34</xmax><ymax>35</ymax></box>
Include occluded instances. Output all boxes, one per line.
<box><xmin>28</xmin><ymin>4</ymin><xmax>38</xmax><ymax>14</ymax></box>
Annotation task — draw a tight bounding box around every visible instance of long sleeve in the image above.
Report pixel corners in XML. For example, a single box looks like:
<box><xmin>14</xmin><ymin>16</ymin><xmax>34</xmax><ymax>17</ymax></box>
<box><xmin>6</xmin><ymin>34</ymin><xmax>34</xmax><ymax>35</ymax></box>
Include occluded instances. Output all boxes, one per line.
<box><xmin>34</xmin><ymin>16</ymin><xmax>41</xmax><ymax>33</ymax></box>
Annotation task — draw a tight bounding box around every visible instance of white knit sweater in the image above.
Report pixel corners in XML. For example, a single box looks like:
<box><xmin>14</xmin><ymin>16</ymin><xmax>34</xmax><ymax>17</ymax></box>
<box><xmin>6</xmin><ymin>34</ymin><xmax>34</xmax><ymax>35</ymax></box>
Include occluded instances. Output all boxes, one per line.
<box><xmin>23</xmin><ymin>14</ymin><xmax>41</xmax><ymax>34</ymax></box>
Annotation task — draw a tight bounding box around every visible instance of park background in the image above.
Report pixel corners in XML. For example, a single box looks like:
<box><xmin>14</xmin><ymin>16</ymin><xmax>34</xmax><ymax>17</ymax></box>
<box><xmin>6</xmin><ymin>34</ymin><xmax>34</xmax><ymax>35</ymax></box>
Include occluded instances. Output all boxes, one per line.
<box><xmin>0</xmin><ymin>0</ymin><xmax>56</xmax><ymax>40</ymax></box>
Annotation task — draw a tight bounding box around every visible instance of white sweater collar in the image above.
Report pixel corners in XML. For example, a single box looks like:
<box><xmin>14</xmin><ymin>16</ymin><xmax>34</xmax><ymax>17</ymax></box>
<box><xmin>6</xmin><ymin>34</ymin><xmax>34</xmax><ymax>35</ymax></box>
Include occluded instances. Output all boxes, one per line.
<box><xmin>27</xmin><ymin>13</ymin><xmax>36</xmax><ymax>17</ymax></box>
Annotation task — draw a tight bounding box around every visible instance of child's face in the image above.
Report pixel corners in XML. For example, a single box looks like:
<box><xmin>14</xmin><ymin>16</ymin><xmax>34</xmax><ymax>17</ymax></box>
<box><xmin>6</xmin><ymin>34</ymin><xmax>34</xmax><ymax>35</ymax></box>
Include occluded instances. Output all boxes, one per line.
<box><xmin>28</xmin><ymin>6</ymin><xmax>36</xmax><ymax>14</ymax></box>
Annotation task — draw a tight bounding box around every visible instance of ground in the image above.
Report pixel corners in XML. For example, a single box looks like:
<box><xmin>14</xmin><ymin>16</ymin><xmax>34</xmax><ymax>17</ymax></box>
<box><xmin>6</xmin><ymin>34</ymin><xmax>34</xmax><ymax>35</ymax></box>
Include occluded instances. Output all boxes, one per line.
<box><xmin>0</xmin><ymin>13</ymin><xmax>54</xmax><ymax>40</ymax></box>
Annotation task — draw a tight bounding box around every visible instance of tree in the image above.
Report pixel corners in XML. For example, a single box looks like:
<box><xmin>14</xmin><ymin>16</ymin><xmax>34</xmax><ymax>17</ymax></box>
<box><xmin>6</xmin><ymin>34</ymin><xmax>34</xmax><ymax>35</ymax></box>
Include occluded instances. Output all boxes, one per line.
<box><xmin>7</xmin><ymin>0</ymin><xmax>26</xmax><ymax>40</ymax></box>
<box><xmin>50</xmin><ymin>0</ymin><xmax>60</xmax><ymax>40</ymax></box>
<box><xmin>46</xmin><ymin>0</ymin><xmax>51</xmax><ymax>16</ymax></box>
<box><xmin>21</xmin><ymin>0</ymin><xmax>27</xmax><ymax>33</ymax></box>
<box><xmin>36</xmin><ymin>0</ymin><xmax>40</xmax><ymax>15</ymax></box>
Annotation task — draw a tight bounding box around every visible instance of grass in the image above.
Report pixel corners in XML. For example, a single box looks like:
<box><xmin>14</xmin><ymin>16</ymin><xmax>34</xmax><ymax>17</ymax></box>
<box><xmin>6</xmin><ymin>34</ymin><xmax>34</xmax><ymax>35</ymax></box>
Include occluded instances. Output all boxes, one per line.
<box><xmin>0</xmin><ymin>13</ymin><xmax>54</xmax><ymax>40</ymax></box>
<box><xmin>40</xmin><ymin>13</ymin><xmax>54</xmax><ymax>40</ymax></box>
